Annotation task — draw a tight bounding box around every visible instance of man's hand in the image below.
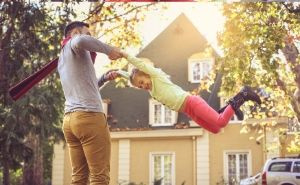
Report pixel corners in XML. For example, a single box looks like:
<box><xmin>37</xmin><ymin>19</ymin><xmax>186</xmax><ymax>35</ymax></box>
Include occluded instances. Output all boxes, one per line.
<box><xmin>121</xmin><ymin>51</ymin><xmax>128</xmax><ymax>59</ymax></box>
<box><xmin>108</xmin><ymin>47</ymin><xmax>123</xmax><ymax>60</ymax></box>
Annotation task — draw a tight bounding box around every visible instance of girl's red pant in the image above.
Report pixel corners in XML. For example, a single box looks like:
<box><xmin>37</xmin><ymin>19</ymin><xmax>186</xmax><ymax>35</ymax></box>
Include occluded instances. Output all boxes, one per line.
<box><xmin>183</xmin><ymin>95</ymin><xmax>235</xmax><ymax>134</ymax></box>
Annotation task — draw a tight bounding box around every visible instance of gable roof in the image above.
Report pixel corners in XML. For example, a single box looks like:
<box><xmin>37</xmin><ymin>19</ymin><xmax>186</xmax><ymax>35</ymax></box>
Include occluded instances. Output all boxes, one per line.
<box><xmin>137</xmin><ymin>13</ymin><xmax>209</xmax><ymax>63</ymax></box>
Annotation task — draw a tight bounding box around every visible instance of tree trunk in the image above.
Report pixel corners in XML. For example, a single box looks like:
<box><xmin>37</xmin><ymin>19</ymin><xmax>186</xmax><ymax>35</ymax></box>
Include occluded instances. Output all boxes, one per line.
<box><xmin>3</xmin><ymin>155</ymin><xmax>10</xmax><ymax>185</ymax></box>
<box><xmin>22</xmin><ymin>164</ymin><xmax>34</xmax><ymax>185</ymax></box>
<box><xmin>281</xmin><ymin>39</ymin><xmax>300</xmax><ymax>121</ymax></box>
<box><xmin>0</xmin><ymin>12</ymin><xmax>12</xmax><ymax>185</ymax></box>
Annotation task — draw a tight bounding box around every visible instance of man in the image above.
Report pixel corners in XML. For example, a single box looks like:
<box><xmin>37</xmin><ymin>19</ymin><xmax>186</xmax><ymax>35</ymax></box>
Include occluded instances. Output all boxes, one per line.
<box><xmin>58</xmin><ymin>21</ymin><xmax>123</xmax><ymax>185</ymax></box>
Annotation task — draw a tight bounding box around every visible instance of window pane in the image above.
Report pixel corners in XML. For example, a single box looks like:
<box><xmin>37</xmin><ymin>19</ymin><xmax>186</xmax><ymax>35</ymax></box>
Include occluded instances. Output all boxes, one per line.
<box><xmin>154</xmin><ymin>104</ymin><xmax>162</xmax><ymax>124</ymax></box>
<box><xmin>154</xmin><ymin>156</ymin><xmax>162</xmax><ymax>181</ymax></box>
<box><xmin>231</xmin><ymin>115</ymin><xmax>237</xmax><ymax>121</ymax></box>
<box><xmin>227</xmin><ymin>153</ymin><xmax>249</xmax><ymax>185</ymax></box>
<box><xmin>293</xmin><ymin>162</ymin><xmax>300</xmax><ymax>173</ymax></box>
<box><xmin>152</xmin><ymin>154</ymin><xmax>173</xmax><ymax>185</ymax></box>
<box><xmin>164</xmin><ymin>155</ymin><xmax>172</xmax><ymax>185</ymax></box>
<box><xmin>201</xmin><ymin>61</ymin><xmax>211</xmax><ymax>78</ymax></box>
<box><xmin>228</xmin><ymin>154</ymin><xmax>237</xmax><ymax>185</ymax></box>
<box><xmin>192</xmin><ymin>63</ymin><xmax>201</xmax><ymax>81</ymax></box>
<box><xmin>239</xmin><ymin>154</ymin><xmax>248</xmax><ymax>179</ymax></box>
<box><xmin>269</xmin><ymin>162</ymin><xmax>292</xmax><ymax>172</ymax></box>
<box><xmin>164</xmin><ymin>108</ymin><xmax>172</xmax><ymax>124</ymax></box>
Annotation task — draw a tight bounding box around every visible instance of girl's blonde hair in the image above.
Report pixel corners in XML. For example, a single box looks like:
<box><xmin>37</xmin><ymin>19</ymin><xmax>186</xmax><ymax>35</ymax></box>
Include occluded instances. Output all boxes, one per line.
<box><xmin>129</xmin><ymin>68</ymin><xmax>147</xmax><ymax>85</ymax></box>
<box><xmin>129</xmin><ymin>58</ymin><xmax>152</xmax><ymax>85</ymax></box>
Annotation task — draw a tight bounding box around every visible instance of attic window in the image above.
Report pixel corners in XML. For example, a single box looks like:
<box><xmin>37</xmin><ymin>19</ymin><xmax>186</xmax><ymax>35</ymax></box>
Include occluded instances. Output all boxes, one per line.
<box><xmin>149</xmin><ymin>99</ymin><xmax>178</xmax><ymax>126</ymax></box>
<box><xmin>188</xmin><ymin>58</ymin><xmax>213</xmax><ymax>83</ymax></box>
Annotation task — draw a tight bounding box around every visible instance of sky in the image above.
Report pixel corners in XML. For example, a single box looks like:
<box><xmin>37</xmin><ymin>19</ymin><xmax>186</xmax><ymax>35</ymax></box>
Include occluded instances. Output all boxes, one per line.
<box><xmin>70</xmin><ymin>2</ymin><xmax>225</xmax><ymax>76</ymax></box>
<box><xmin>136</xmin><ymin>3</ymin><xmax>225</xmax><ymax>54</ymax></box>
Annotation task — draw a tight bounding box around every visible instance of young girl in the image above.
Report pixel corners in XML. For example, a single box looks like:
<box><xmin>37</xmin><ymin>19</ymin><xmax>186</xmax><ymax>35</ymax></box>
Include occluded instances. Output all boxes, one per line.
<box><xmin>122</xmin><ymin>53</ymin><xmax>261</xmax><ymax>134</ymax></box>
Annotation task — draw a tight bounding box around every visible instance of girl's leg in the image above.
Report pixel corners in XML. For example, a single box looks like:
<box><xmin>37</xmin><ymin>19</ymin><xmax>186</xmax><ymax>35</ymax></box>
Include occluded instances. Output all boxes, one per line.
<box><xmin>183</xmin><ymin>95</ymin><xmax>235</xmax><ymax>133</ymax></box>
<box><xmin>188</xmin><ymin>114</ymin><xmax>221</xmax><ymax>134</ymax></box>
<box><xmin>218</xmin><ymin>104</ymin><xmax>244</xmax><ymax>120</ymax></box>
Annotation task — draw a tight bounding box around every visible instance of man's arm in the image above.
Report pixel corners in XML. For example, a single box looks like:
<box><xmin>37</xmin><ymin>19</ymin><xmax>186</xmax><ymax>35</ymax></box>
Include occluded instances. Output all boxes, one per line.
<box><xmin>71</xmin><ymin>35</ymin><xmax>123</xmax><ymax>60</ymax></box>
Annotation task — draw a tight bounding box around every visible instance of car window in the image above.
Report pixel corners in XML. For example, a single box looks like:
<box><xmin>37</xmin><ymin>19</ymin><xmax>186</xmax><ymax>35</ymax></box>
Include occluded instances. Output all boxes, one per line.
<box><xmin>293</xmin><ymin>162</ymin><xmax>300</xmax><ymax>173</ymax></box>
<box><xmin>268</xmin><ymin>162</ymin><xmax>292</xmax><ymax>172</ymax></box>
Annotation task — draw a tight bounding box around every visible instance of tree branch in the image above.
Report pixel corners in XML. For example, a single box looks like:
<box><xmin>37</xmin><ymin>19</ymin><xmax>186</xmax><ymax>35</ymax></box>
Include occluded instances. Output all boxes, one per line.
<box><xmin>276</xmin><ymin>78</ymin><xmax>300</xmax><ymax>121</ymax></box>
<box><xmin>282</xmin><ymin>38</ymin><xmax>300</xmax><ymax>107</ymax></box>
<box><xmin>98</xmin><ymin>3</ymin><xmax>155</xmax><ymax>23</ymax></box>
<box><xmin>81</xmin><ymin>1</ymin><xmax>106</xmax><ymax>22</ymax></box>
<box><xmin>282</xmin><ymin>3</ymin><xmax>300</xmax><ymax>14</ymax></box>
<box><xmin>97</xmin><ymin>18</ymin><xmax>136</xmax><ymax>39</ymax></box>
<box><xmin>86</xmin><ymin>3</ymin><xmax>155</xmax><ymax>25</ymax></box>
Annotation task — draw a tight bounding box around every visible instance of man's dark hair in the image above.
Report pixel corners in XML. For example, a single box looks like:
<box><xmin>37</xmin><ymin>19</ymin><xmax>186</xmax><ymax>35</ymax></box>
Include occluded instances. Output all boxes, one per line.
<box><xmin>64</xmin><ymin>21</ymin><xmax>89</xmax><ymax>37</ymax></box>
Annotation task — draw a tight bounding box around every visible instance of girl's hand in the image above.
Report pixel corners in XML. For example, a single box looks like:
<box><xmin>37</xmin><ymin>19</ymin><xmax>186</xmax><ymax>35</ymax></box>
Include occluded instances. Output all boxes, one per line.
<box><xmin>104</xmin><ymin>69</ymin><xmax>120</xmax><ymax>81</ymax></box>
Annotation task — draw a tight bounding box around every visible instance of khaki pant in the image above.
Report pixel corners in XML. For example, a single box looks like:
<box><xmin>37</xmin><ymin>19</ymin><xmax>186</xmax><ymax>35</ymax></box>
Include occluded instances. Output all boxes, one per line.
<box><xmin>63</xmin><ymin>111</ymin><xmax>111</xmax><ymax>185</ymax></box>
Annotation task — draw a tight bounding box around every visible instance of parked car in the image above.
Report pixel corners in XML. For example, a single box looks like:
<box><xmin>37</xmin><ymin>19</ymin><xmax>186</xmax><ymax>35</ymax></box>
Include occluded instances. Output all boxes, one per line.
<box><xmin>240</xmin><ymin>173</ymin><xmax>261</xmax><ymax>185</ymax></box>
<box><xmin>260</xmin><ymin>157</ymin><xmax>300</xmax><ymax>185</ymax></box>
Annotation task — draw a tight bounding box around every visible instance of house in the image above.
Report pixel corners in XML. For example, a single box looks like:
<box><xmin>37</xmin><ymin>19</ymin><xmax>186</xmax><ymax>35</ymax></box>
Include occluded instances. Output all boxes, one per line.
<box><xmin>52</xmin><ymin>13</ymin><xmax>275</xmax><ymax>185</ymax></box>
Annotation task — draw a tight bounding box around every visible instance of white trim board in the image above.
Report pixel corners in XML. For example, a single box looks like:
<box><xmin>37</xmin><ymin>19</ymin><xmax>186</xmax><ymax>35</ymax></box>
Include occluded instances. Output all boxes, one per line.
<box><xmin>51</xmin><ymin>142</ymin><xmax>65</xmax><ymax>185</ymax></box>
<box><xmin>196</xmin><ymin>132</ymin><xmax>209</xmax><ymax>185</ymax></box>
<box><xmin>118</xmin><ymin>139</ymin><xmax>130</xmax><ymax>184</ymax></box>
<box><xmin>111</xmin><ymin>128</ymin><xmax>203</xmax><ymax>139</ymax></box>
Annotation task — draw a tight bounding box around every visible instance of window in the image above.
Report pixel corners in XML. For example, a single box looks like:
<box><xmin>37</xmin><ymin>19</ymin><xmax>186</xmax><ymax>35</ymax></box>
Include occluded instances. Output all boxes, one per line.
<box><xmin>188</xmin><ymin>58</ymin><xmax>213</xmax><ymax>83</ymax></box>
<box><xmin>102</xmin><ymin>101</ymin><xmax>108</xmax><ymax>116</ymax></box>
<box><xmin>288</xmin><ymin>117</ymin><xmax>300</xmax><ymax>133</ymax></box>
<box><xmin>224</xmin><ymin>151</ymin><xmax>251</xmax><ymax>185</ymax></box>
<box><xmin>150</xmin><ymin>153</ymin><xmax>175</xmax><ymax>185</ymax></box>
<box><xmin>149</xmin><ymin>99</ymin><xmax>178</xmax><ymax>126</ymax></box>
<box><xmin>269</xmin><ymin>162</ymin><xmax>292</xmax><ymax>172</ymax></box>
<box><xmin>293</xmin><ymin>162</ymin><xmax>300</xmax><ymax>173</ymax></box>
<box><xmin>220</xmin><ymin>97</ymin><xmax>241</xmax><ymax>123</ymax></box>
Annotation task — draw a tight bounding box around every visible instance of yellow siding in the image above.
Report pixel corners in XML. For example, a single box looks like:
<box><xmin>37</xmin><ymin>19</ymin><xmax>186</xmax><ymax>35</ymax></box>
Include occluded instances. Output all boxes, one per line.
<box><xmin>129</xmin><ymin>138</ymin><xmax>194</xmax><ymax>185</ymax></box>
<box><xmin>209</xmin><ymin>124</ymin><xmax>264</xmax><ymax>185</ymax></box>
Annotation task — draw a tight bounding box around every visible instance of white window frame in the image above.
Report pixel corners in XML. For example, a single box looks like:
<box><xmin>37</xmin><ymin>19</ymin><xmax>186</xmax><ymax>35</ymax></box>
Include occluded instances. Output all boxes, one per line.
<box><xmin>127</xmin><ymin>64</ymin><xmax>135</xmax><ymax>87</ymax></box>
<box><xmin>287</xmin><ymin>117</ymin><xmax>300</xmax><ymax>134</ymax></box>
<box><xmin>149</xmin><ymin>99</ymin><xmax>178</xmax><ymax>126</ymax></box>
<box><xmin>220</xmin><ymin>97</ymin><xmax>242</xmax><ymax>123</ymax></box>
<box><xmin>149</xmin><ymin>152</ymin><xmax>175</xmax><ymax>185</ymax></box>
<box><xmin>102</xmin><ymin>101</ymin><xmax>108</xmax><ymax>116</ymax></box>
<box><xmin>188</xmin><ymin>58</ymin><xmax>213</xmax><ymax>83</ymax></box>
<box><xmin>223</xmin><ymin>150</ymin><xmax>252</xmax><ymax>184</ymax></box>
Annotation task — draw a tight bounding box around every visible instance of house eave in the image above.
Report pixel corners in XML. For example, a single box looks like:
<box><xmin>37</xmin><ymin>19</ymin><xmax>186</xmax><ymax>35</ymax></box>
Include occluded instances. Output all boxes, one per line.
<box><xmin>111</xmin><ymin>128</ymin><xmax>203</xmax><ymax>139</ymax></box>
<box><xmin>244</xmin><ymin>116</ymin><xmax>289</xmax><ymax>125</ymax></box>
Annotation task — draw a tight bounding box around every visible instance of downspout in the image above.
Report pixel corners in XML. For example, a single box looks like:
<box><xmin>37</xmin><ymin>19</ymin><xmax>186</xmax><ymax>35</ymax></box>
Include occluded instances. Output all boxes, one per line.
<box><xmin>263</xmin><ymin>125</ymin><xmax>267</xmax><ymax>162</ymax></box>
<box><xmin>192</xmin><ymin>136</ymin><xmax>196</xmax><ymax>185</ymax></box>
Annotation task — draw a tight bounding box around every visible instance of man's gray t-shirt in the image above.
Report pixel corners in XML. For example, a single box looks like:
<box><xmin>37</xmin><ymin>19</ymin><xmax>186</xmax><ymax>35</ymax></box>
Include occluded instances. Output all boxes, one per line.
<box><xmin>58</xmin><ymin>35</ymin><xmax>112</xmax><ymax>113</ymax></box>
